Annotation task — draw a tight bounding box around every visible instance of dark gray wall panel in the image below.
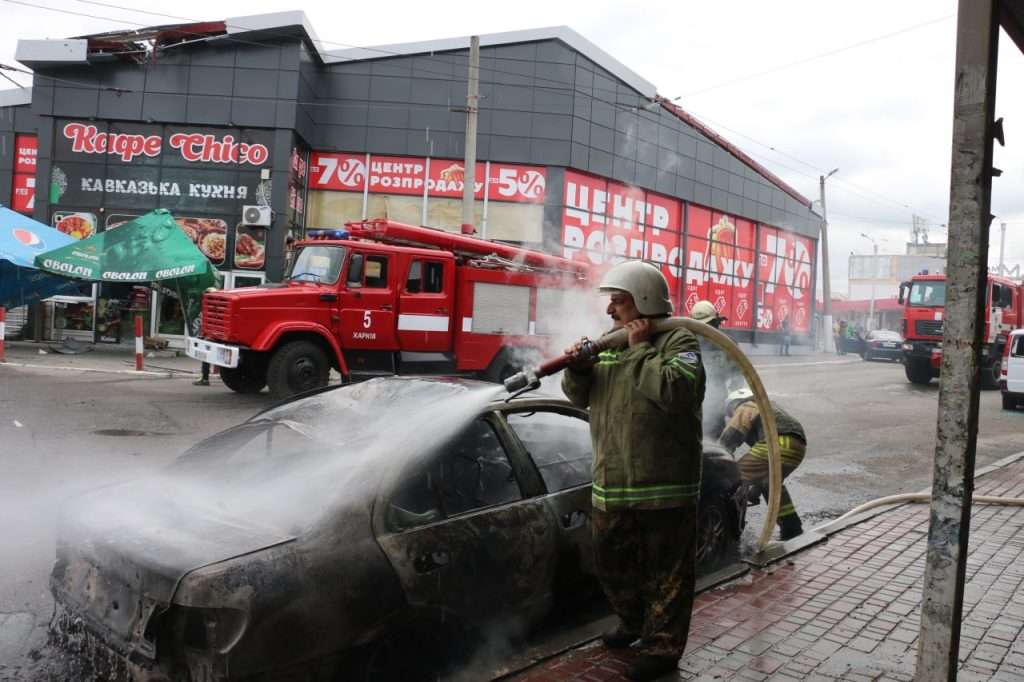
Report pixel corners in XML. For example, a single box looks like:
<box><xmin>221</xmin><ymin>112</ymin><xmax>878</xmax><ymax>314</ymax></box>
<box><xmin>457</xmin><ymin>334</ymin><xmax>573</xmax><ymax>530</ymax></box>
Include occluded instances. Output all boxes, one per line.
<box><xmin>234</xmin><ymin>69</ymin><xmax>280</xmax><ymax>99</ymax></box>
<box><xmin>145</xmin><ymin>65</ymin><xmax>190</xmax><ymax>94</ymax></box>
<box><xmin>189</xmin><ymin>67</ymin><xmax>234</xmax><ymax>96</ymax></box>
<box><xmin>369</xmin><ymin>76</ymin><xmax>412</xmax><ymax>103</ymax></box>
<box><xmin>366</xmin><ymin>126</ymin><xmax>406</xmax><ymax>154</ymax></box>
<box><xmin>142</xmin><ymin>93</ymin><xmax>187</xmax><ymax>122</ymax></box>
<box><xmin>489</xmin><ymin>135</ymin><xmax>531</xmax><ymax>163</ymax></box>
<box><xmin>230</xmin><ymin>98</ymin><xmax>276</xmax><ymax>127</ymax></box>
<box><xmin>185</xmin><ymin>95</ymin><xmax>231</xmax><ymax>125</ymax></box>
<box><xmin>366</xmin><ymin>103</ymin><xmax>409</xmax><ymax>130</ymax></box>
<box><xmin>53</xmin><ymin>86</ymin><xmax>98</xmax><ymax>118</ymax></box>
<box><xmin>190</xmin><ymin>45</ymin><xmax>236</xmax><ymax>67</ymax></box>
<box><xmin>529</xmin><ymin>138</ymin><xmax>569</xmax><ymax>166</ymax></box>
<box><xmin>531</xmin><ymin>113</ymin><xmax>571</xmax><ymax>140</ymax></box>
<box><xmin>98</xmin><ymin>90</ymin><xmax>144</xmax><ymax>120</ymax></box>
<box><xmin>612</xmin><ymin>155</ymin><xmax>635</xmax><ymax>182</ymax></box>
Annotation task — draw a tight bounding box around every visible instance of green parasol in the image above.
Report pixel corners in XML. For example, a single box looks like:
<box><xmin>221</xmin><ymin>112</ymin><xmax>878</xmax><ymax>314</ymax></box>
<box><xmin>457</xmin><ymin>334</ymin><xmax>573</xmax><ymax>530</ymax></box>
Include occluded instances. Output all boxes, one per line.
<box><xmin>34</xmin><ymin>209</ymin><xmax>223</xmax><ymax>335</ymax></box>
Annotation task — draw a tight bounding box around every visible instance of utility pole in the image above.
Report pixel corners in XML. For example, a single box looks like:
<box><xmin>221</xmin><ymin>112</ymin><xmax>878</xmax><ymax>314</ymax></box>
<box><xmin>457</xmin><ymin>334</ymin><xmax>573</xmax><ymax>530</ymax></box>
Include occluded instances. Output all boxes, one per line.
<box><xmin>819</xmin><ymin>169</ymin><xmax>838</xmax><ymax>352</ymax></box>
<box><xmin>460</xmin><ymin>36</ymin><xmax>480</xmax><ymax>235</ymax></box>
<box><xmin>861</xmin><ymin>233</ymin><xmax>881</xmax><ymax>331</ymax></box>
<box><xmin>915</xmin><ymin>0</ymin><xmax>998</xmax><ymax>679</ymax></box>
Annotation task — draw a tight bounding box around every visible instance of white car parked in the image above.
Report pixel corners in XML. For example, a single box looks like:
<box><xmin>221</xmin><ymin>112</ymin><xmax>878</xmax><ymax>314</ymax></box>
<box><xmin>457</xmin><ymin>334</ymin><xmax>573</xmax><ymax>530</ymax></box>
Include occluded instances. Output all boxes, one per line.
<box><xmin>1001</xmin><ymin>329</ymin><xmax>1024</xmax><ymax>410</ymax></box>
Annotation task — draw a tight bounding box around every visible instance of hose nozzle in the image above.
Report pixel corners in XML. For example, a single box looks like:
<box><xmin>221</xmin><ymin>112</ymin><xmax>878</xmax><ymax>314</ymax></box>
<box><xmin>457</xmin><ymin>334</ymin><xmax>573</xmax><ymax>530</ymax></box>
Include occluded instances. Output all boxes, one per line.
<box><xmin>504</xmin><ymin>366</ymin><xmax>540</xmax><ymax>394</ymax></box>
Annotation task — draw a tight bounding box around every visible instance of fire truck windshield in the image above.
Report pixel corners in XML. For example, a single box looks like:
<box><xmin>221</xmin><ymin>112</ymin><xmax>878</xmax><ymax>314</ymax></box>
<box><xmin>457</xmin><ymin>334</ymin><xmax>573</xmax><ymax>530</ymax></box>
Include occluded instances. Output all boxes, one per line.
<box><xmin>909</xmin><ymin>281</ymin><xmax>946</xmax><ymax>307</ymax></box>
<box><xmin>287</xmin><ymin>245</ymin><xmax>346</xmax><ymax>284</ymax></box>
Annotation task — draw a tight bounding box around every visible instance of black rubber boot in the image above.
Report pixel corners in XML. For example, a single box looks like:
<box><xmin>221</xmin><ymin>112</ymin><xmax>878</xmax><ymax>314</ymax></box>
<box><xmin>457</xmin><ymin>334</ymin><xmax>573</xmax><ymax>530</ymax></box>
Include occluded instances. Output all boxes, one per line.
<box><xmin>625</xmin><ymin>654</ymin><xmax>679</xmax><ymax>681</ymax></box>
<box><xmin>601</xmin><ymin>624</ymin><xmax>639</xmax><ymax>649</ymax></box>
<box><xmin>779</xmin><ymin>514</ymin><xmax>803</xmax><ymax>541</ymax></box>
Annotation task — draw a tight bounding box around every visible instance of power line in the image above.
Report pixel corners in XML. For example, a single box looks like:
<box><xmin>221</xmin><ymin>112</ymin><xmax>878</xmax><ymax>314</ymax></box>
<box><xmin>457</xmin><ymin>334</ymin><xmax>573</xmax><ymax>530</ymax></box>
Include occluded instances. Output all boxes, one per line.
<box><xmin>679</xmin><ymin>14</ymin><xmax>955</xmax><ymax>99</ymax></box>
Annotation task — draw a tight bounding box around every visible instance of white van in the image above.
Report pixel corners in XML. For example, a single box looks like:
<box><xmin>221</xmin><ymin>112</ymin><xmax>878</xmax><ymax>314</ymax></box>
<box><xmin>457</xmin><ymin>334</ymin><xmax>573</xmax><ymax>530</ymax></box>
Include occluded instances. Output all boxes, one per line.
<box><xmin>1001</xmin><ymin>329</ymin><xmax>1024</xmax><ymax>410</ymax></box>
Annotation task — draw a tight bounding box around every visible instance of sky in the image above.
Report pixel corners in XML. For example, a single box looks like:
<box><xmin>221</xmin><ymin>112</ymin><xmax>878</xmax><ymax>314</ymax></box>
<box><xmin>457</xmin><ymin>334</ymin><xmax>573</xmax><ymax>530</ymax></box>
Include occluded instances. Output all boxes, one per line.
<box><xmin>2</xmin><ymin>0</ymin><xmax>1023</xmax><ymax>297</ymax></box>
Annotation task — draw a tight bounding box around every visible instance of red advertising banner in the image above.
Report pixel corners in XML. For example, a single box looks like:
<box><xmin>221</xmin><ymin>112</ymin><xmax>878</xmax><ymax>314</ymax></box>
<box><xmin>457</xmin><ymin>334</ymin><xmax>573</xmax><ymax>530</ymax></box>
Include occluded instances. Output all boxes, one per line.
<box><xmin>12</xmin><ymin>135</ymin><xmax>38</xmax><ymax>215</ymax></box>
<box><xmin>12</xmin><ymin>173</ymin><xmax>35</xmax><ymax>213</ymax></box>
<box><xmin>15</xmin><ymin>135</ymin><xmax>37</xmax><ymax>174</ymax></box>
<box><xmin>309</xmin><ymin>153</ymin><xmax>546</xmax><ymax>203</ymax></box>
<box><xmin>757</xmin><ymin>227</ymin><xmax>814</xmax><ymax>333</ymax></box>
<box><xmin>684</xmin><ymin>207</ymin><xmax>758</xmax><ymax>330</ymax></box>
<box><xmin>561</xmin><ymin>170</ymin><xmax>683</xmax><ymax>300</ymax></box>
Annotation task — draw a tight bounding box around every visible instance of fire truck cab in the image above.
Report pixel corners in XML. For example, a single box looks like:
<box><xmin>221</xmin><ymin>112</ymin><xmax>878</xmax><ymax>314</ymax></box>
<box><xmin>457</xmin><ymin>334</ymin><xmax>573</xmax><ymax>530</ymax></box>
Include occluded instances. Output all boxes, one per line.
<box><xmin>898</xmin><ymin>272</ymin><xmax>1022</xmax><ymax>388</ymax></box>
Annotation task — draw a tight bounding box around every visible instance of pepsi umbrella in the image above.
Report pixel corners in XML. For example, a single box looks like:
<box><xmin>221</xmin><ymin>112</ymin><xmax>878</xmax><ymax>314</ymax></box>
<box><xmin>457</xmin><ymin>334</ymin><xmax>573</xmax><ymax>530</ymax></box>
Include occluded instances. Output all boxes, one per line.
<box><xmin>0</xmin><ymin>206</ymin><xmax>86</xmax><ymax>310</ymax></box>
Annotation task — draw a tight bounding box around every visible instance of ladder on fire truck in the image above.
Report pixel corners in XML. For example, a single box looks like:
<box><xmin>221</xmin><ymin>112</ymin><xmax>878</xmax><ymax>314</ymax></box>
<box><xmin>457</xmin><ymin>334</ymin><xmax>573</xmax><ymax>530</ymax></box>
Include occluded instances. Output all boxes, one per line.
<box><xmin>345</xmin><ymin>219</ymin><xmax>589</xmax><ymax>279</ymax></box>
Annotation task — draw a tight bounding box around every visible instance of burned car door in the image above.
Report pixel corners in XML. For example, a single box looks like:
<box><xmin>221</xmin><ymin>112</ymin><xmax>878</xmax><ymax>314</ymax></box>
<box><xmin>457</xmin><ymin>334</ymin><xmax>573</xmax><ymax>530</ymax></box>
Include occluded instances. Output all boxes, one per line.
<box><xmin>375</xmin><ymin>416</ymin><xmax>559</xmax><ymax>631</ymax></box>
<box><xmin>501</xmin><ymin>408</ymin><xmax>596</xmax><ymax>591</ymax></box>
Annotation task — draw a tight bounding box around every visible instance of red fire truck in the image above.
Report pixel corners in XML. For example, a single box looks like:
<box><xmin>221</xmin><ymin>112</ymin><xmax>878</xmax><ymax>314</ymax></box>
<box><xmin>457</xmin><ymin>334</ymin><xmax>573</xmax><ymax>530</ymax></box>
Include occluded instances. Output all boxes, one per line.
<box><xmin>897</xmin><ymin>272</ymin><xmax>1022</xmax><ymax>388</ymax></box>
<box><xmin>187</xmin><ymin>219</ymin><xmax>592</xmax><ymax>399</ymax></box>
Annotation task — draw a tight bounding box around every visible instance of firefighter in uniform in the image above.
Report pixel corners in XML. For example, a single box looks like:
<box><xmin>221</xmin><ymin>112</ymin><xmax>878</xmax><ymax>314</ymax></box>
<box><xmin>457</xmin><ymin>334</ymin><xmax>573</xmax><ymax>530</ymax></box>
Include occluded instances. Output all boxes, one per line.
<box><xmin>718</xmin><ymin>388</ymin><xmax>806</xmax><ymax>540</ymax></box>
<box><xmin>562</xmin><ymin>260</ymin><xmax>705</xmax><ymax>682</ymax></box>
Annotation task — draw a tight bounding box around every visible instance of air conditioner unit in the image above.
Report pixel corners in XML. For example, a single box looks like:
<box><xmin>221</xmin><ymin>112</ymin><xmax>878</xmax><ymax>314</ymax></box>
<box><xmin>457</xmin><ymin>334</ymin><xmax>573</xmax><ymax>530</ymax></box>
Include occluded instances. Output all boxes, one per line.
<box><xmin>242</xmin><ymin>205</ymin><xmax>272</xmax><ymax>227</ymax></box>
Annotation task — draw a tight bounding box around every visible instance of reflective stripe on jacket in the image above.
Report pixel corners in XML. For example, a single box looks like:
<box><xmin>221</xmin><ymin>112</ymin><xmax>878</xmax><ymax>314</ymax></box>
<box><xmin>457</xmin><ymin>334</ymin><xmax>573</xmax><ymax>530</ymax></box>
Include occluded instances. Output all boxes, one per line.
<box><xmin>562</xmin><ymin>326</ymin><xmax>706</xmax><ymax>511</ymax></box>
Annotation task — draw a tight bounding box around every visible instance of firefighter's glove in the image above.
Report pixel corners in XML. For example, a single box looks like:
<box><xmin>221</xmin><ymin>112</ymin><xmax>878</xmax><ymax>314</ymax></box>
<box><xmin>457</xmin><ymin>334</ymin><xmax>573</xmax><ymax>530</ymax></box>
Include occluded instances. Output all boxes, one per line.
<box><xmin>565</xmin><ymin>337</ymin><xmax>597</xmax><ymax>371</ymax></box>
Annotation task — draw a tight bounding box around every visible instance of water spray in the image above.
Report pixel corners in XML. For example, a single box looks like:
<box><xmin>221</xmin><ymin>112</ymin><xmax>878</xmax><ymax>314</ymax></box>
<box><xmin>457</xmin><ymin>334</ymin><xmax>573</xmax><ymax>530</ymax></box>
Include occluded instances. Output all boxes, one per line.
<box><xmin>505</xmin><ymin>316</ymin><xmax>786</xmax><ymax>552</ymax></box>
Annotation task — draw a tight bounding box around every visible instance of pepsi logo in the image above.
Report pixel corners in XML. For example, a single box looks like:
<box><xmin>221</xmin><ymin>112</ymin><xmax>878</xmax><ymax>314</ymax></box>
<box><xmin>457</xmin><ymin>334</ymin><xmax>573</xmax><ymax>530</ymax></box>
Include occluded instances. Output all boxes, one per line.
<box><xmin>13</xmin><ymin>228</ymin><xmax>45</xmax><ymax>251</ymax></box>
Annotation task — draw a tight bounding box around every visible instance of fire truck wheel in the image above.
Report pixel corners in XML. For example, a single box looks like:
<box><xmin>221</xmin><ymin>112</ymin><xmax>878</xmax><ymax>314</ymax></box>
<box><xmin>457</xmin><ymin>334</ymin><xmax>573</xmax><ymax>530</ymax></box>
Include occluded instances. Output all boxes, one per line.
<box><xmin>981</xmin><ymin>358</ymin><xmax>1001</xmax><ymax>391</ymax></box>
<box><xmin>219</xmin><ymin>365</ymin><xmax>267</xmax><ymax>393</ymax></box>
<box><xmin>267</xmin><ymin>341</ymin><xmax>329</xmax><ymax>400</ymax></box>
<box><xmin>904</xmin><ymin>358</ymin><xmax>933</xmax><ymax>385</ymax></box>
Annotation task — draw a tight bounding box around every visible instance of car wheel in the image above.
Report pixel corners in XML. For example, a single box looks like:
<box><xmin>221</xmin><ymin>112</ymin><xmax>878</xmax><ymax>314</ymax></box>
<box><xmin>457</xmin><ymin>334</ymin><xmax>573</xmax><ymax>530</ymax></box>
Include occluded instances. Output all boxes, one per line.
<box><xmin>345</xmin><ymin>622</ymin><xmax>468</xmax><ymax>682</ymax></box>
<box><xmin>696</xmin><ymin>495</ymin><xmax>733</xmax><ymax>571</ymax></box>
<box><xmin>1004</xmin><ymin>393</ymin><xmax>1018</xmax><ymax>410</ymax></box>
<box><xmin>267</xmin><ymin>341</ymin><xmax>329</xmax><ymax>400</ymax></box>
<box><xmin>905</xmin><ymin>358</ymin><xmax>932</xmax><ymax>385</ymax></box>
<box><xmin>218</xmin><ymin>365</ymin><xmax>267</xmax><ymax>393</ymax></box>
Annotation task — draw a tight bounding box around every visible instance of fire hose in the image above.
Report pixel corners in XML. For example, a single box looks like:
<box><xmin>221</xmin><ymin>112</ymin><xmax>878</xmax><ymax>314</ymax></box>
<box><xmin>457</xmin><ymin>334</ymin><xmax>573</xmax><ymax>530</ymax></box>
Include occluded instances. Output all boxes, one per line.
<box><xmin>504</xmin><ymin>317</ymin><xmax>785</xmax><ymax>552</ymax></box>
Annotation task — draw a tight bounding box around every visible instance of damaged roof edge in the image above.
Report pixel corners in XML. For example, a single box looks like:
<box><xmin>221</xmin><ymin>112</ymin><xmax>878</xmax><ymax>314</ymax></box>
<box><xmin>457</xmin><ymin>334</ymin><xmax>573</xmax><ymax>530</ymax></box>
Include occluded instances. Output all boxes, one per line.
<box><xmin>0</xmin><ymin>88</ymin><xmax>32</xmax><ymax>107</ymax></box>
<box><xmin>15</xmin><ymin>39</ymin><xmax>88</xmax><ymax>68</ymax></box>
<box><xmin>325</xmin><ymin>25</ymin><xmax>658</xmax><ymax>101</ymax></box>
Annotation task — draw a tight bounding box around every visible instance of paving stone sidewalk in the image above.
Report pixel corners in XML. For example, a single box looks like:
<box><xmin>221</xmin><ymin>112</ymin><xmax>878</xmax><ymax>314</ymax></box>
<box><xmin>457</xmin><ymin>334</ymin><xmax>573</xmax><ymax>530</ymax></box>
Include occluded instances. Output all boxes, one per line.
<box><xmin>507</xmin><ymin>454</ymin><xmax>1024</xmax><ymax>682</ymax></box>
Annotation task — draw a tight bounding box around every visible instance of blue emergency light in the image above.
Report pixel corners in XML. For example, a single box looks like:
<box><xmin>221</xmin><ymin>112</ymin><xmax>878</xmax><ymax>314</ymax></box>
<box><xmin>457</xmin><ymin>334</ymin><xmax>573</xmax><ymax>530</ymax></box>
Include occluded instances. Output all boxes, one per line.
<box><xmin>309</xmin><ymin>229</ymin><xmax>349</xmax><ymax>240</ymax></box>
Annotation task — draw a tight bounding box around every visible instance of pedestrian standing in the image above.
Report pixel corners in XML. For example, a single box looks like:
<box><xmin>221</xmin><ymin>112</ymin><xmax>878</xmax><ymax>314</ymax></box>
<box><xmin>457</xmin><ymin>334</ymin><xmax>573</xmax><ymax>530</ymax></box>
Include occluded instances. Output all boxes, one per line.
<box><xmin>779</xmin><ymin>318</ymin><xmax>791</xmax><ymax>356</ymax></box>
<box><xmin>562</xmin><ymin>260</ymin><xmax>706</xmax><ymax>682</ymax></box>
<box><xmin>192</xmin><ymin>286</ymin><xmax>218</xmax><ymax>386</ymax></box>
<box><xmin>718</xmin><ymin>388</ymin><xmax>806</xmax><ymax>540</ymax></box>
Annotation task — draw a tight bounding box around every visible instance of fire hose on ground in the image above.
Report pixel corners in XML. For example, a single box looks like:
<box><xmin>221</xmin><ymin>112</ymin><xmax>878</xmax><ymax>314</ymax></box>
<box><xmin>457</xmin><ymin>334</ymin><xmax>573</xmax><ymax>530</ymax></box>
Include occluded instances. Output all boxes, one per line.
<box><xmin>504</xmin><ymin>317</ymin><xmax>785</xmax><ymax>552</ymax></box>
<box><xmin>814</xmin><ymin>492</ymin><xmax>1024</xmax><ymax>535</ymax></box>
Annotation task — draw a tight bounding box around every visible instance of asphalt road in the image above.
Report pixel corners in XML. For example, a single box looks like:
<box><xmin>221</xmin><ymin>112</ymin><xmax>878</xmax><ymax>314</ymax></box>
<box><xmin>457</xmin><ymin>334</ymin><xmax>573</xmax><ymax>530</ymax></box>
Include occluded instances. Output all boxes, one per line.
<box><xmin>0</xmin><ymin>350</ymin><xmax>1020</xmax><ymax>679</ymax></box>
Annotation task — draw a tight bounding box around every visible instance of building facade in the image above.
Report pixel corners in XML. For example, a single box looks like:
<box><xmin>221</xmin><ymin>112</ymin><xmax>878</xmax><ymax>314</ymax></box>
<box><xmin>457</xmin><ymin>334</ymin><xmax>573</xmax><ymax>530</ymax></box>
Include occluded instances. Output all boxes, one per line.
<box><xmin>1</xmin><ymin>12</ymin><xmax>820</xmax><ymax>352</ymax></box>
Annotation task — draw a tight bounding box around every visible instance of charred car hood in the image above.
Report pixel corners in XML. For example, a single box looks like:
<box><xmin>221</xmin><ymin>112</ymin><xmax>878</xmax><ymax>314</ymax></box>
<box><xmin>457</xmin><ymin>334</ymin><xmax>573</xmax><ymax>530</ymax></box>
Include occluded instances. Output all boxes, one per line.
<box><xmin>51</xmin><ymin>477</ymin><xmax>294</xmax><ymax>662</ymax></box>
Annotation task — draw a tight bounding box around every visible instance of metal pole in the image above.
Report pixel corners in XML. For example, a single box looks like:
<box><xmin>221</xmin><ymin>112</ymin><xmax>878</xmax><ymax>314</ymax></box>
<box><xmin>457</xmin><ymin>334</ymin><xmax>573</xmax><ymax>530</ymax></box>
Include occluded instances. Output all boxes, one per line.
<box><xmin>866</xmin><ymin>239</ymin><xmax>878</xmax><ymax>331</ymax></box>
<box><xmin>819</xmin><ymin>170</ymin><xmax>837</xmax><ymax>353</ymax></box>
<box><xmin>914</xmin><ymin>1</ymin><xmax>997</xmax><ymax>679</ymax></box>
<box><xmin>461</xmin><ymin>36</ymin><xmax>480</xmax><ymax>235</ymax></box>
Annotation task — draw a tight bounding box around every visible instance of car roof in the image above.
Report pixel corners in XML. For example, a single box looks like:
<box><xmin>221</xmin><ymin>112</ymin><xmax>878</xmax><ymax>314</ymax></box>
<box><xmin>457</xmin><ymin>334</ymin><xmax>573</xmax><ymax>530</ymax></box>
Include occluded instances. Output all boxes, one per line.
<box><xmin>253</xmin><ymin>375</ymin><xmax>571</xmax><ymax>420</ymax></box>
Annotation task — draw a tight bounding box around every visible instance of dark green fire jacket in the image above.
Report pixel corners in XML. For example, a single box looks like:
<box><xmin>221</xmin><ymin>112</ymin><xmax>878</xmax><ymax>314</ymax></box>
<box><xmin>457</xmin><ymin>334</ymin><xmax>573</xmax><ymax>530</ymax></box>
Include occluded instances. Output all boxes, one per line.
<box><xmin>562</xmin><ymin>326</ymin><xmax>706</xmax><ymax>511</ymax></box>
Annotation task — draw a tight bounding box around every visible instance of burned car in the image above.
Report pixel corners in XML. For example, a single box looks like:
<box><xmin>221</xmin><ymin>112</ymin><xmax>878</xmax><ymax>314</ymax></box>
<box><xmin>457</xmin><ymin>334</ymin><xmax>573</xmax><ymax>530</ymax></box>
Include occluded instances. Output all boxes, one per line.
<box><xmin>51</xmin><ymin>377</ymin><xmax>745</xmax><ymax>681</ymax></box>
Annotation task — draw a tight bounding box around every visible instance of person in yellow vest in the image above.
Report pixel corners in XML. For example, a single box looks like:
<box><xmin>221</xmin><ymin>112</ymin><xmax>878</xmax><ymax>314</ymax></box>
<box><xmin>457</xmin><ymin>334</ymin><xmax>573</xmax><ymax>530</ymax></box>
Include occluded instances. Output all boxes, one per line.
<box><xmin>718</xmin><ymin>388</ymin><xmax>807</xmax><ymax>540</ymax></box>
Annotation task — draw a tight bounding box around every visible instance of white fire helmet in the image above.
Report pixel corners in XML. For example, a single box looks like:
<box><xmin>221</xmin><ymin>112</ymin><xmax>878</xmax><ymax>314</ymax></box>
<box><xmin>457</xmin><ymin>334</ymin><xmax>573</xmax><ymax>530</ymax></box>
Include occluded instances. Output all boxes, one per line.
<box><xmin>597</xmin><ymin>260</ymin><xmax>673</xmax><ymax>316</ymax></box>
<box><xmin>690</xmin><ymin>300</ymin><xmax>717</xmax><ymax>323</ymax></box>
<box><xmin>725</xmin><ymin>387</ymin><xmax>754</xmax><ymax>411</ymax></box>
